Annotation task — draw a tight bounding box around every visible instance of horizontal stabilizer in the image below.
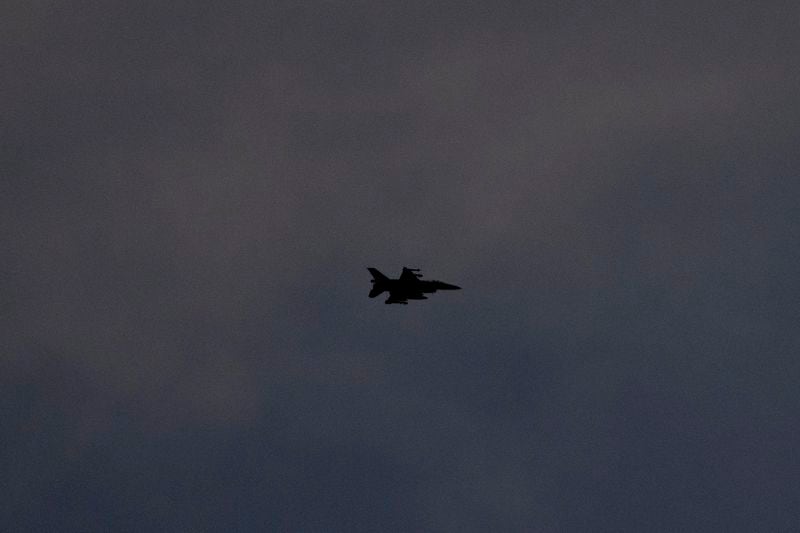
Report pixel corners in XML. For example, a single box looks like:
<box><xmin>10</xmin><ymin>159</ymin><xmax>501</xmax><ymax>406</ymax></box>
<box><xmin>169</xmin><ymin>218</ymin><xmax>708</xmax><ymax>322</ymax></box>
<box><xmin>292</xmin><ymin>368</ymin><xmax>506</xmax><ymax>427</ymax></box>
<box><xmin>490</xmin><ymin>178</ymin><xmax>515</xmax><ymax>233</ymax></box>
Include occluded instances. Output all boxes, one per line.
<box><xmin>369</xmin><ymin>286</ymin><xmax>385</xmax><ymax>298</ymax></box>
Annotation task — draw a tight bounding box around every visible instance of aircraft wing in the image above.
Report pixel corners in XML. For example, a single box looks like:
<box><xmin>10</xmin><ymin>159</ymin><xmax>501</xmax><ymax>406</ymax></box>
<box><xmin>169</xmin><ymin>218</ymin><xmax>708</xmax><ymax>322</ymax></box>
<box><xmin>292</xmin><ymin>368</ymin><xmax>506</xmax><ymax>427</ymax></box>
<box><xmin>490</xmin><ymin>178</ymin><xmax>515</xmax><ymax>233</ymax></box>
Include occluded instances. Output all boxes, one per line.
<box><xmin>386</xmin><ymin>286</ymin><xmax>427</xmax><ymax>304</ymax></box>
<box><xmin>399</xmin><ymin>267</ymin><xmax>422</xmax><ymax>283</ymax></box>
<box><xmin>385</xmin><ymin>289</ymin><xmax>408</xmax><ymax>304</ymax></box>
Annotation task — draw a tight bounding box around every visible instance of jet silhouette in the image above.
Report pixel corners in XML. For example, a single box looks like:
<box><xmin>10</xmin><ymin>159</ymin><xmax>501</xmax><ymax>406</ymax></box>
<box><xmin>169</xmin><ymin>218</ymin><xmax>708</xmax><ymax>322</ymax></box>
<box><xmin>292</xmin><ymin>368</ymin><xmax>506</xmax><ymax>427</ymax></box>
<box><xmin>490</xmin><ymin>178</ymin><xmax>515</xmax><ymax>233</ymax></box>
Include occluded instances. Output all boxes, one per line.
<box><xmin>368</xmin><ymin>267</ymin><xmax>461</xmax><ymax>304</ymax></box>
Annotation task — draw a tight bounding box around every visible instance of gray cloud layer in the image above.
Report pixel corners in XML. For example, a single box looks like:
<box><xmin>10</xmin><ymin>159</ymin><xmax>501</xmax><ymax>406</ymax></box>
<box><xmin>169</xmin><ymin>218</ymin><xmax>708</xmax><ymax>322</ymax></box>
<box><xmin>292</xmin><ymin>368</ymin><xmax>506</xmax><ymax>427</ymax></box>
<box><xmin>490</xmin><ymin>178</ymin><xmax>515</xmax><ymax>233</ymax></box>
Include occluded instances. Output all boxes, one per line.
<box><xmin>3</xmin><ymin>2</ymin><xmax>800</xmax><ymax>531</ymax></box>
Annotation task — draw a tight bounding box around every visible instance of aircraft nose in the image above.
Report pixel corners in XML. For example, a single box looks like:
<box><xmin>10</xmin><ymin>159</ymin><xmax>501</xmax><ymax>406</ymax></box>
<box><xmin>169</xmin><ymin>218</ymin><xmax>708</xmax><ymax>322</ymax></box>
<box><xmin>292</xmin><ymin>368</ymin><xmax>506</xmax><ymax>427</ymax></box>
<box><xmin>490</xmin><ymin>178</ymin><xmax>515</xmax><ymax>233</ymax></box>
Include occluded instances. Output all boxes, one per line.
<box><xmin>440</xmin><ymin>282</ymin><xmax>461</xmax><ymax>290</ymax></box>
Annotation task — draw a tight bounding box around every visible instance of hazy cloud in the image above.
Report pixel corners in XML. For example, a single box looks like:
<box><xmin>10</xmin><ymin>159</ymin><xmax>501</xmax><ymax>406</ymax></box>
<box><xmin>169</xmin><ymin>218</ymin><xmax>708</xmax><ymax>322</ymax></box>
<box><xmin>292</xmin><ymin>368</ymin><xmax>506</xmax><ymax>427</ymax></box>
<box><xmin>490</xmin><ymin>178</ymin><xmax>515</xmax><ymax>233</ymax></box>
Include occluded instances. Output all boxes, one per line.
<box><xmin>3</xmin><ymin>2</ymin><xmax>800</xmax><ymax>530</ymax></box>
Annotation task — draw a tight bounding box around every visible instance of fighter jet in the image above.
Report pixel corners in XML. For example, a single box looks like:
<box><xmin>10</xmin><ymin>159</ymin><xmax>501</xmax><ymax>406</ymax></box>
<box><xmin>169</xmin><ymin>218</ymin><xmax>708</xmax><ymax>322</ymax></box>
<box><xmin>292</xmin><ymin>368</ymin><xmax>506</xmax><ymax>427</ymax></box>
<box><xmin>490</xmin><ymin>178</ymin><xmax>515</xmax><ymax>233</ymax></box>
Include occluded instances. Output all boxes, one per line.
<box><xmin>367</xmin><ymin>267</ymin><xmax>461</xmax><ymax>304</ymax></box>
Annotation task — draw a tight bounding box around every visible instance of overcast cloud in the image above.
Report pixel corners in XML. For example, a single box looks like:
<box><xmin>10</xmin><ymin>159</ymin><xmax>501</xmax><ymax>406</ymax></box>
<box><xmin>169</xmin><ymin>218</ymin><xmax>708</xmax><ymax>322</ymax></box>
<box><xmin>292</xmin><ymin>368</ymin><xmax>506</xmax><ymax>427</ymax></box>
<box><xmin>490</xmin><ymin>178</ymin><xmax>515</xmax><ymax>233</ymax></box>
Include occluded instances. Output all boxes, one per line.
<box><xmin>3</xmin><ymin>2</ymin><xmax>800</xmax><ymax>531</ymax></box>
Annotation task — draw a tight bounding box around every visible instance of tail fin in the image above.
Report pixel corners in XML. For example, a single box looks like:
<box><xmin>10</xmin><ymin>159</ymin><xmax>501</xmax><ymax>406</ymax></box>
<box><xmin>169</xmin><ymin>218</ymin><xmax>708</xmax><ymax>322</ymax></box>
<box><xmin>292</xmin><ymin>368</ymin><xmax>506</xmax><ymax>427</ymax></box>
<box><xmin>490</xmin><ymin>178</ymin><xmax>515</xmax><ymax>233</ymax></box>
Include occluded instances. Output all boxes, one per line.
<box><xmin>367</xmin><ymin>268</ymin><xmax>389</xmax><ymax>283</ymax></box>
<box><xmin>367</xmin><ymin>267</ymin><xmax>388</xmax><ymax>298</ymax></box>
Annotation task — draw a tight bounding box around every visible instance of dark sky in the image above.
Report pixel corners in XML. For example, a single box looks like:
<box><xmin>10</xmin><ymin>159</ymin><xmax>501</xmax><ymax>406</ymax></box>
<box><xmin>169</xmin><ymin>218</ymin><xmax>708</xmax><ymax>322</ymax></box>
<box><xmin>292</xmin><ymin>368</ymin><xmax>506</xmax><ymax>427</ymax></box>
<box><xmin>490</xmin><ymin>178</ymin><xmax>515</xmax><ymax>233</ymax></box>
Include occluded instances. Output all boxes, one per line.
<box><xmin>3</xmin><ymin>2</ymin><xmax>800</xmax><ymax>531</ymax></box>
